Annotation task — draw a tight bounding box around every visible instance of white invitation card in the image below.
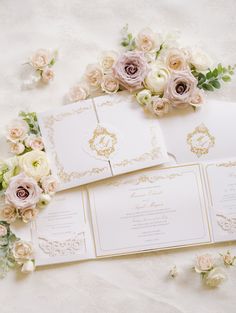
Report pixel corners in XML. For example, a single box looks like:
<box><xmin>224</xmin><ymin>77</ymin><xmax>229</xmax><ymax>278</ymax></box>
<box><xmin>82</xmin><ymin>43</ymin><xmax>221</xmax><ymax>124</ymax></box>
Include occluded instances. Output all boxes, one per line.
<box><xmin>158</xmin><ymin>100</ymin><xmax>236</xmax><ymax>163</ymax></box>
<box><xmin>37</xmin><ymin>92</ymin><xmax>168</xmax><ymax>190</ymax></box>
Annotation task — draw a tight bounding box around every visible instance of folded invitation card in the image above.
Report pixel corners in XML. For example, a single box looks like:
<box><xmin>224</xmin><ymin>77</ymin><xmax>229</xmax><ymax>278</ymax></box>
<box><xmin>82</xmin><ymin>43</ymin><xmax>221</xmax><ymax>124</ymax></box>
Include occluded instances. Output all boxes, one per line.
<box><xmin>16</xmin><ymin>158</ymin><xmax>236</xmax><ymax>266</ymax></box>
<box><xmin>37</xmin><ymin>92</ymin><xmax>168</xmax><ymax>190</ymax></box>
<box><xmin>158</xmin><ymin>100</ymin><xmax>236</xmax><ymax>163</ymax></box>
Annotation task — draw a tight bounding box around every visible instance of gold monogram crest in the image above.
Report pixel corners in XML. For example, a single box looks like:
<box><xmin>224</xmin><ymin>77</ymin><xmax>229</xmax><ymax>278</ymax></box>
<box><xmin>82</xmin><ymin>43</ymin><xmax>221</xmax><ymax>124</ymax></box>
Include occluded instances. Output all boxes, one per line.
<box><xmin>187</xmin><ymin>123</ymin><xmax>215</xmax><ymax>157</ymax></box>
<box><xmin>89</xmin><ymin>125</ymin><xmax>118</xmax><ymax>159</ymax></box>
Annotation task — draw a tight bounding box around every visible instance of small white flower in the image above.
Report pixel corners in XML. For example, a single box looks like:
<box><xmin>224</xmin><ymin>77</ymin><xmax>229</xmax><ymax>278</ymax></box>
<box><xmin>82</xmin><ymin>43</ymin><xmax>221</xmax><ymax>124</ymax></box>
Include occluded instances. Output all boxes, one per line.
<box><xmin>136</xmin><ymin>89</ymin><xmax>152</xmax><ymax>106</ymax></box>
<box><xmin>25</xmin><ymin>135</ymin><xmax>44</xmax><ymax>151</ymax></box>
<box><xmin>84</xmin><ymin>64</ymin><xmax>103</xmax><ymax>90</ymax></box>
<box><xmin>136</xmin><ymin>28</ymin><xmax>162</xmax><ymax>52</ymax></box>
<box><xmin>6</xmin><ymin>119</ymin><xmax>29</xmax><ymax>143</ymax></box>
<box><xmin>9</xmin><ymin>142</ymin><xmax>25</xmax><ymax>155</ymax></box>
<box><xmin>67</xmin><ymin>83</ymin><xmax>89</xmax><ymax>103</ymax></box>
<box><xmin>169</xmin><ymin>265</ymin><xmax>178</xmax><ymax>278</ymax></box>
<box><xmin>221</xmin><ymin>251</ymin><xmax>236</xmax><ymax>267</ymax></box>
<box><xmin>29</xmin><ymin>49</ymin><xmax>51</xmax><ymax>70</ymax></box>
<box><xmin>40</xmin><ymin>175</ymin><xmax>58</xmax><ymax>195</ymax></box>
<box><xmin>0</xmin><ymin>224</ymin><xmax>8</xmax><ymax>237</ymax></box>
<box><xmin>100</xmin><ymin>51</ymin><xmax>118</xmax><ymax>73</ymax></box>
<box><xmin>101</xmin><ymin>75</ymin><xmax>119</xmax><ymax>94</ymax></box>
<box><xmin>21</xmin><ymin>260</ymin><xmax>35</xmax><ymax>273</ymax></box>
<box><xmin>190</xmin><ymin>48</ymin><xmax>213</xmax><ymax>71</ymax></box>
<box><xmin>41</xmin><ymin>67</ymin><xmax>54</xmax><ymax>83</ymax></box>
<box><xmin>38</xmin><ymin>193</ymin><xmax>51</xmax><ymax>208</ymax></box>
<box><xmin>194</xmin><ymin>254</ymin><xmax>214</xmax><ymax>273</ymax></box>
<box><xmin>204</xmin><ymin>267</ymin><xmax>227</xmax><ymax>288</ymax></box>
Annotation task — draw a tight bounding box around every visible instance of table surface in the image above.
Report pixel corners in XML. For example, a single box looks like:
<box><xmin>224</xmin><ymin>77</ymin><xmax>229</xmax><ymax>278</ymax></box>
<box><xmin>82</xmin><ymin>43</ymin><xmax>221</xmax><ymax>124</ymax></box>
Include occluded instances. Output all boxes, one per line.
<box><xmin>0</xmin><ymin>1</ymin><xmax>236</xmax><ymax>312</ymax></box>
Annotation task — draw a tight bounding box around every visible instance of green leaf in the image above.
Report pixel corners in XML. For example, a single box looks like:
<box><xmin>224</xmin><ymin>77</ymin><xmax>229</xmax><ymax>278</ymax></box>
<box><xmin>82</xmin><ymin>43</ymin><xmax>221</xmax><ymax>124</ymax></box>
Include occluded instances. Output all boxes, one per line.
<box><xmin>217</xmin><ymin>63</ymin><xmax>223</xmax><ymax>74</ymax></box>
<box><xmin>212</xmin><ymin>68</ymin><xmax>218</xmax><ymax>77</ymax></box>
<box><xmin>202</xmin><ymin>83</ymin><xmax>214</xmax><ymax>91</ymax></box>
<box><xmin>198</xmin><ymin>73</ymin><xmax>206</xmax><ymax>85</ymax></box>
<box><xmin>222</xmin><ymin>75</ymin><xmax>231</xmax><ymax>82</ymax></box>
<box><xmin>210</xmin><ymin>80</ymin><xmax>221</xmax><ymax>89</ymax></box>
<box><xmin>206</xmin><ymin>71</ymin><xmax>212</xmax><ymax>79</ymax></box>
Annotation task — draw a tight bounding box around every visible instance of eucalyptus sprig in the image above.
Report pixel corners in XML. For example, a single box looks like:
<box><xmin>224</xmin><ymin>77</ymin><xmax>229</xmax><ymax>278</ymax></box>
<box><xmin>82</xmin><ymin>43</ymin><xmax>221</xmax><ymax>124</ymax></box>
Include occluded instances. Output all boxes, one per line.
<box><xmin>192</xmin><ymin>63</ymin><xmax>236</xmax><ymax>91</ymax></box>
<box><xmin>0</xmin><ymin>222</ymin><xmax>18</xmax><ymax>278</ymax></box>
<box><xmin>19</xmin><ymin>111</ymin><xmax>40</xmax><ymax>135</ymax></box>
<box><xmin>120</xmin><ymin>24</ymin><xmax>136</xmax><ymax>51</ymax></box>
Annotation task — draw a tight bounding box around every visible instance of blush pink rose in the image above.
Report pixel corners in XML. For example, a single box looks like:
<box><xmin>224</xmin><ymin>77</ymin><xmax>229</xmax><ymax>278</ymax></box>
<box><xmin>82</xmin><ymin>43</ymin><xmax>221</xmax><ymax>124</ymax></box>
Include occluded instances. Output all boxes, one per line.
<box><xmin>5</xmin><ymin>173</ymin><xmax>42</xmax><ymax>209</ymax></box>
<box><xmin>113</xmin><ymin>51</ymin><xmax>148</xmax><ymax>91</ymax></box>
<box><xmin>164</xmin><ymin>70</ymin><xmax>197</xmax><ymax>109</ymax></box>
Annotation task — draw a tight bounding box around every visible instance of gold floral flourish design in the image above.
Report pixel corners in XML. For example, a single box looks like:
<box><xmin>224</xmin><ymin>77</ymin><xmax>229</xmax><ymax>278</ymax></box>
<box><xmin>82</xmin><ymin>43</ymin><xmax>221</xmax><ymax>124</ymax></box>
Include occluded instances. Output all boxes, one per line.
<box><xmin>42</xmin><ymin>107</ymin><xmax>109</xmax><ymax>183</ymax></box>
<box><xmin>187</xmin><ymin>123</ymin><xmax>215</xmax><ymax>157</ymax></box>
<box><xmin>89</xmin><ymin>125</ymin><xmax>117</xmax><ymax>159</ymax></box>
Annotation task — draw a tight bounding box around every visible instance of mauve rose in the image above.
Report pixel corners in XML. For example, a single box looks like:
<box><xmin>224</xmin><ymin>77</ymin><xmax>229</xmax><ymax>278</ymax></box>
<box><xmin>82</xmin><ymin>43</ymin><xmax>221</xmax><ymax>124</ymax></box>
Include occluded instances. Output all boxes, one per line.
<box><xmin>164</xmin><ymin>70</ymin><xmax>197</xmax><ymax>108</ymax></box>
<box><xmin>5</xmin><ymin>173</ymin><xmax>42</xmax><ymax>209</ymax></box>
<box><xmin>113</xmin><ymin>51</ymin><xmax>148</xmax><ymax>91</ymax></box>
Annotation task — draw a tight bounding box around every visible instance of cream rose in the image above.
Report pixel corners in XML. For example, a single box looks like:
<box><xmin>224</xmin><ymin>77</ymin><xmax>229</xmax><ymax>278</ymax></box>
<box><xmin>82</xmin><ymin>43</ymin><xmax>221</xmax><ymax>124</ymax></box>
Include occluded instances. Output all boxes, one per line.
<box><xmin>0</xmin><ymin>205</ymin><xmax>18</xmax><ymax>223</ymax></box>
<box><xmin>101</xmin><ymin>75</ymin><xmax>119</xmax><ymax>94</ymax></box>
<box><xmin>100</xmin><ymin>51</ymin><xmax>118</xmax><ymax>73</ymax></box>
<box><xmin>21</xmin><ymin>260</ymin><xmax>35</xmax><ymax>273</ymax></box>
<box><xmin>30</xmin><ymin>49</ymin><xmax>50</xmax><ymax>69</ymax></box>
<box><xmin>0</xmin><ymin>224</ymin><xmax>8</xmax><ymax>237</ymax></box>
<box><xmin>25</xmin><ymin>135</ymin><xmax>44</xmax><ymax>151</ymax></box>
<box><xmin>144</xmin><ymin>63</ymin><xmax>170</xmax><ymax>95</ymax></box>
<box><xmin>190</xmin><ymin>90</ymin><xmax>204</xmax><ymax>107</ymax></box>
<box><xmin>136</xmin><ymin>28</ymin><xmax>161</xmax><ymax>52</ymax></box>
<box><xmin>164</xmin><ymin>48</ymin><xmax>187</xmax><ymax>71</ymax></box>
<box><xmin>20</xmin><ymin>207</ymin><xmax>39</xmax><ymax>223</ymax></box>
<box><xmin>194</xmin><ymin>254</ymin><xmax>214</xmax><ymax>273</ymax></box>
<box><xmin>19</xmin><ymin>150</ymin><xmax>50</xmax><ymax>181</ymax></box>
<box><xmin>190</xmin><ymin>48</ymin><xmax>213</xmax><ymax>71</ymax></box>
<box><xmin>205</xmin><ymin>267</ymin><xmax>227</xmax><ymax>287</ymax></box>
<box><xmin>85</xmin><ymin>64</ymin><xmax>103</xmax><ymax>89</ymax></box>
<box><xmin>40</xmin><ymin>175</ymin><xmax>58</xmax><ymax>195</ymax></box>
<box><xmin>136</xmin><ymin>89</ymin><xmax>152</xmax><ymax>106</ymax></box>
<box><xmin>6</xmin><ymin>119</ymin><xmax>29</xmax><ymax>143</ymax></box>
<box><xmin>12</xmin><ymin>240</ymin><xmax>34</xmax><ymax>264</ymax></box>
<box><xmin>5</xmin><ymin>172</ymin><xmax>42</xmax><ymax>209</ymax></box>
<box><xmin>147</xmin><ymin>96</ymin><xmax>170</xmax><ymax>117</ymax></box>
<box><xmin>222</xmin><ymin>251</ymin><xmax>236</xmax><ymax>266</ymax></box>
<box><xmin>164</xmin><ymin>70</ymin><xmax>197</xmax><ymax>108</ymax></box>
<box><xmin>42</xmin><ymin>67</ymin><xmax>54</xmax><ymax>83</ymax></box>
<box><xmin>9</xmin><ymin>142</ymin><xmax>25</xmax><ymax>155</ymax></box>
<box><xmin>67</xmin><ymin>83</ymin><xmax>89</xmax><ymax>103</ymax></box>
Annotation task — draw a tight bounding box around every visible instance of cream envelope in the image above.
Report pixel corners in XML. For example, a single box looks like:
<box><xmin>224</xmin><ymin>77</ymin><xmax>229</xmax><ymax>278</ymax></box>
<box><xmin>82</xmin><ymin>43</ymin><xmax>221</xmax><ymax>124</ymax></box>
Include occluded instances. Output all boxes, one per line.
<box><xmin>158</xmin><ymin>99</ymin><xmax>236</xmax><ymax>163</ymax></box>
<box><xmin>37</xmin><ymin>92</ymin><xmax>168</xmax><ymax>190</ymax></box>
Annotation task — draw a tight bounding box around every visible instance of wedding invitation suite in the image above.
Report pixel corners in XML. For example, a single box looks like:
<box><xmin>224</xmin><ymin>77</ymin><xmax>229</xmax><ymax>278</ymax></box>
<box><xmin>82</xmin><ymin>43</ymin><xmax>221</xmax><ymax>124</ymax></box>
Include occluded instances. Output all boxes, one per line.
<box><xmin>158</xmin><ymin>100</ymin><xmax>236</xmax><ymax>163</ymax></box>
<box><xmin>17</xmin><ymin>158</ymin><xmax>236</xmax><ymax>266</ymax></box>
<box><xmin>37</xmin><ymin>92</ymin><xmax>168</xmax><ymax>190</ymax></box>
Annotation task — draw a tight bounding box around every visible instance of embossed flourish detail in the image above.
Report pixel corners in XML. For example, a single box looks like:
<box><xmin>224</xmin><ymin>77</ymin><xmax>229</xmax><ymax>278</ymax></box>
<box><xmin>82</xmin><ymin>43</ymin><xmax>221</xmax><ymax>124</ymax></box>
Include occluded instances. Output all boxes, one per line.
<box><xmin>187</xmin><ymin>123</ymin><xmax>215</xmax><ymax>157</ymax></box>
<box><xmin>217</xmin><ymin>214</ymin><xmax>236</xmax><ymax>233</ymax></box>
<box><xmin>38</xmin><ymin>233</ymin><xmax>85</xmax><ymax>257</ymax></box>
<box><xmin>113</xmin><ymin>126</ymin><xmax>163</xmax><ymax>168</ymax></box>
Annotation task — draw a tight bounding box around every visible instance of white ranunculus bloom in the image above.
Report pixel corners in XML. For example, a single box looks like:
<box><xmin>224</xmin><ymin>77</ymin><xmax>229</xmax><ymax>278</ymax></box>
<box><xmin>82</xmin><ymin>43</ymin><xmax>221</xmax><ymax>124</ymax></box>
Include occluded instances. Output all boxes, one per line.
<box><xmin>144</xmin><ymin>63</ymin><xmax>170</xmax><ymax>94</ymax></box>
<box><xmin>9</xmin><ymin>142</ymin><xmax>25</xmax><ymax>155</ymax></box>
<box><xmin>205</xmin><ymin>267</ymin><xmax>227</xmax><ymax>287</ymax></box>
<box><xmin>37</xmin><ymin>193</ymin><xmax>51</xmax><ymax>208</ymax></box>
<box><xmin>190</xmin><ymin>48</ymin><xmax>213</xmax><ymax>71</ymax></box>
<box><xmin>21</xmin><ymin>260</ymin><xmax>35</xmax><ymax>273</ymax></box>
<box><xmin>19</xmin><ymin>150</ymin><xmax>50</xmax><ymax>181</ymax></box>
<box><xmin>136</xmin><ymin>89</ymin><xmax>152</xmax><ymax>106</ymax></box>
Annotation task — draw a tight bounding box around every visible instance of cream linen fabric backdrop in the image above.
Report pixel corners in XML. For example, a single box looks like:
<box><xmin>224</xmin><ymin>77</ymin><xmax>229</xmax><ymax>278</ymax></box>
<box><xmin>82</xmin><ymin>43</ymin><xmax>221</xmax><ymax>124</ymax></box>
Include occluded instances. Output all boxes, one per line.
<box><xmin>0</xmin><ymin>0</ymin><xmax>236</xmax><ymax>312</ymax></box>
